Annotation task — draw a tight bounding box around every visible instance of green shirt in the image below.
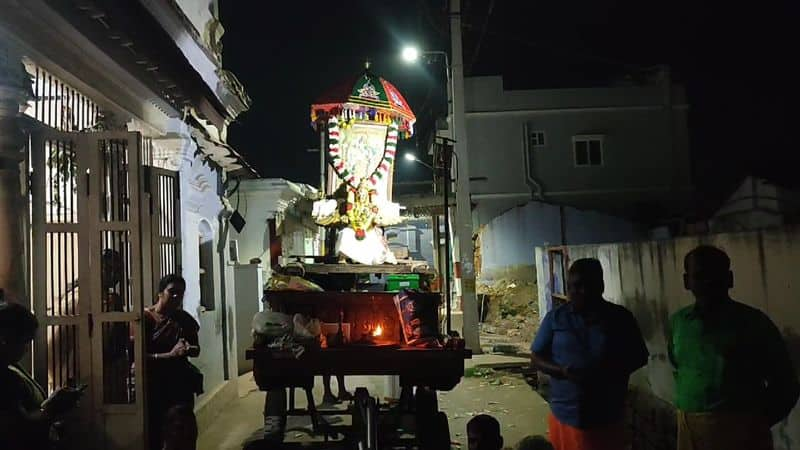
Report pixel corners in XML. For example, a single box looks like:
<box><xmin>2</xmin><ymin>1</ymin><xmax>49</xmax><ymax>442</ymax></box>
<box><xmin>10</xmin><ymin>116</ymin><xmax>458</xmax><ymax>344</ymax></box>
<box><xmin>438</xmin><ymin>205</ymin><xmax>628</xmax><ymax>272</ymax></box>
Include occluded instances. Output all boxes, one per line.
<box><xmin>669</xmin><ymin>299</ymin><xmax>798</xmax><ymax>415</ymax></box>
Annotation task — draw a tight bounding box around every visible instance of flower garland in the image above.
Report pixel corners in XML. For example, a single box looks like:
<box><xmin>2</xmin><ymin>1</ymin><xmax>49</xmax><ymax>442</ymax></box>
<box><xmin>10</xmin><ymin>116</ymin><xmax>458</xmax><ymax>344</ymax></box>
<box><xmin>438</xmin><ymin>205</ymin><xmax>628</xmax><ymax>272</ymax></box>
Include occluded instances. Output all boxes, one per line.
<box><xmin>345</xmin><ymin>181</ymin><xmax>378</xmax><ymax>240</ymax></box>
<box><xmin>328</xmin><ymin>116</ymin><xmax>398</xmax><ymax>189</ymax></box>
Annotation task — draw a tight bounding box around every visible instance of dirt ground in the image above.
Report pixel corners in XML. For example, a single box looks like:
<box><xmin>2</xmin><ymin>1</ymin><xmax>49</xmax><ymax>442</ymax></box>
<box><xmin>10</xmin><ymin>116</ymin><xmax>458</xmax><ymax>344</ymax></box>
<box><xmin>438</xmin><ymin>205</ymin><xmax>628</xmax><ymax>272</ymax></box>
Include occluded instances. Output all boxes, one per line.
<box><xmin>477</xmin><ymin>265</ymin><xmax>540</xmax><ymax>354</ymax></box>
<box><xmin>197</xmin><ymin>354</ymin><xmax>550</xmax><ymax>450</ymax></box>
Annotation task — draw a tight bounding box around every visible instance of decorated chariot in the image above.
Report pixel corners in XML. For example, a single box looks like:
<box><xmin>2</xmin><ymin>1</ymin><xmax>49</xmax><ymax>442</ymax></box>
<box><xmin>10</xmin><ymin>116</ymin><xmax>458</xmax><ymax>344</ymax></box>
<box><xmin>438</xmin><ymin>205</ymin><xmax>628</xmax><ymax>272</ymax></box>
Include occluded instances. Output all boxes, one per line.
<box><xmin>247</xmin><ymin>64</ymin><xmax>469</xmax><ymax>450</ymax></box>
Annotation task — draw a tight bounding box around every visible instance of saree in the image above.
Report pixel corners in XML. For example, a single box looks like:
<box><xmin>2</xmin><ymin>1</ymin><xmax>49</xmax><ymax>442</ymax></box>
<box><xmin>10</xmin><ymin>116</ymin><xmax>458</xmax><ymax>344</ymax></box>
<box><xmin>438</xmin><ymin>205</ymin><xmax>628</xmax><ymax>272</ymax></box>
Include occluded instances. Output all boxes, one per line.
<box><xmin>144</xmin><ymin>308</ymin><xmax>201</xmax><ymax>450</ymax></box>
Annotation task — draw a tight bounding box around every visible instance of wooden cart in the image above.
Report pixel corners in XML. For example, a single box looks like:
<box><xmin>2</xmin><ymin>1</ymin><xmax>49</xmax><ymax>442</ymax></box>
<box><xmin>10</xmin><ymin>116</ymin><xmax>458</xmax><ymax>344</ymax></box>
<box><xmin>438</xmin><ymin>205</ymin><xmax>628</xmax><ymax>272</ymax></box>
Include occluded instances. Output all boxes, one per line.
<box><xmin>246</xmin><ymin>267</ymin><xmax>470</xmax><ymax>450</ymax></box>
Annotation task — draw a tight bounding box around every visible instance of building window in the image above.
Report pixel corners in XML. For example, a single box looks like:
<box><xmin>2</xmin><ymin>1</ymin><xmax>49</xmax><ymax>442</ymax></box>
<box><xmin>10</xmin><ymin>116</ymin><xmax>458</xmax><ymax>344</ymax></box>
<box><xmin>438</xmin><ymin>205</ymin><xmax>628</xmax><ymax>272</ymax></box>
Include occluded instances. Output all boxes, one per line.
<box><xmin>199</xmin><ymin>222</ymin><xmax>215</xmax><ymax>311</ymax></box>
<box><xmin>573</xmin><ymin>135</ymin><xmax>604</xmax><ymax>167</ymax></box>
<box><xmin>529</xmin><ymin>130</ymin><xmax>546</xmax><ymax>148</ymax></box>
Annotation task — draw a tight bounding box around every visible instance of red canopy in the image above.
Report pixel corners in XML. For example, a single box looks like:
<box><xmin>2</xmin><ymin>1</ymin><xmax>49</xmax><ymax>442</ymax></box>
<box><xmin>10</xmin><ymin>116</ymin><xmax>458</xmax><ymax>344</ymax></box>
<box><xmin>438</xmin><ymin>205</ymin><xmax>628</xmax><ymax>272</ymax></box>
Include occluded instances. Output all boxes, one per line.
<box><xmin>311</xmin><ymin>68</ymin><xmax>416</xmax><ymax>136</ymax></box>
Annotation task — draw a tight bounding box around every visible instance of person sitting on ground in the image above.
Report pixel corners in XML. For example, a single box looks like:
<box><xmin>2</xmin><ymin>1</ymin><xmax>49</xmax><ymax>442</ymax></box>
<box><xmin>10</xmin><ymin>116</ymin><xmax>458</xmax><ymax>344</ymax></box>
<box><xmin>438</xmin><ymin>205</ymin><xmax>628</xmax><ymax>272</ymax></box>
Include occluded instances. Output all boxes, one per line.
<box><xmin>162</xmin><ymin>404</ymin><xmax>198</xmax><ymax>450</ymax></box>
<box><xmin>0</xmin><ymin>302</ymin><xmax>84</xmax><ymax>450</ymax></box>
<box><xmin>467</xmin><ymin>414</ymin><xmax>504</xmax><ymax>450</ymax></box>
<box><xmin>515</xmin><ymin>435</ymin><xmax>554</xmax><ymax>450</ymax></box>
<box><xmin>670</xmin><ymin>245</ymin><xmax>800</xmax><ymax>450</ymax></box>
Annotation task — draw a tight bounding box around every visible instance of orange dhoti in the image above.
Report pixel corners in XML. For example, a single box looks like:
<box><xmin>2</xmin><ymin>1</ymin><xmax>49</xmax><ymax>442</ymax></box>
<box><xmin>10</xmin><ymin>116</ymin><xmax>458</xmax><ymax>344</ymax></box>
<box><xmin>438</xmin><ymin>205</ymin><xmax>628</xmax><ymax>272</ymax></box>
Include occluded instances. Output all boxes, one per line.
<box><xmin>548</xmin><ymin>413</ymin><xmax>626</xmax><ymax>450</ymax></box>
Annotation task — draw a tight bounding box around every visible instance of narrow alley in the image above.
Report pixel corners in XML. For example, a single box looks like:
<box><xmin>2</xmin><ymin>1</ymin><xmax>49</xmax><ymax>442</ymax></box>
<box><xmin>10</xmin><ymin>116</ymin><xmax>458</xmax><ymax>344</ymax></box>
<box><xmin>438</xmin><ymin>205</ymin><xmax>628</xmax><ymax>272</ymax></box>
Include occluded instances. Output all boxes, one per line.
<box><xmin>1</xmin><ymin>1</ymin><xmax>799</xmax><ymax>450</ymax></box>
<box><xmin>198</xmin><ymin>355</ymin><xmax>549</xmax><ymax>450</ymax></box>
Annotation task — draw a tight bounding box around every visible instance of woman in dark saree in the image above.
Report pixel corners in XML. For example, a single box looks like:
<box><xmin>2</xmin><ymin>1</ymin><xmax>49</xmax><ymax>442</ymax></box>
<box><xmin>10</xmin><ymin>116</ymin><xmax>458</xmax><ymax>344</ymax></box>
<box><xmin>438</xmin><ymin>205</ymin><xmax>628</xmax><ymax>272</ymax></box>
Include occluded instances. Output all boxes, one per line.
<box><xmin>144</xmin><ymin>274</ymin><xmax>202</xmax><ymax>450</ymax></box>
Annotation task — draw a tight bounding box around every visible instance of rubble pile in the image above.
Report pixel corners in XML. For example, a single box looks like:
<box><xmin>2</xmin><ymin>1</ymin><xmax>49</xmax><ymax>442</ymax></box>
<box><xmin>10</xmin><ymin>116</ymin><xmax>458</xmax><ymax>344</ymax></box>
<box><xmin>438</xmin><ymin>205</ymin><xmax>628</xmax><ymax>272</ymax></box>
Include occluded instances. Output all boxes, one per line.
<box><xmin>478</xmin><ymin>275</ymin><xmax>539</xmax><ymax>353</ymax></box>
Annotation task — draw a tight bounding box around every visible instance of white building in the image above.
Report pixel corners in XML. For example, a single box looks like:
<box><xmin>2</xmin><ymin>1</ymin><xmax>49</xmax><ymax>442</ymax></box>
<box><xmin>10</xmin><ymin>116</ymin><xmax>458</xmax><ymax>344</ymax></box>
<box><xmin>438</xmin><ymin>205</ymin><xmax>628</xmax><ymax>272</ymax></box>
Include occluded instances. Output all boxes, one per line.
<box><xmin>464</xmin><ymin>72</ymin><xmax>692</xmax><ymax>226</ymax></box>
<box><xmin>228</xmin><ymin>178</ymin><xmax>322</xmax><ymax>373</ymax></box>
<box><xmin>0</xmin><ymin>1</ymin><xmax>253</xmax><ymax>448</ymax></box>
<box><xmin>710</xmin><ymin>176</ymin><xmax>800</xmax><ymax>233</ymax></box>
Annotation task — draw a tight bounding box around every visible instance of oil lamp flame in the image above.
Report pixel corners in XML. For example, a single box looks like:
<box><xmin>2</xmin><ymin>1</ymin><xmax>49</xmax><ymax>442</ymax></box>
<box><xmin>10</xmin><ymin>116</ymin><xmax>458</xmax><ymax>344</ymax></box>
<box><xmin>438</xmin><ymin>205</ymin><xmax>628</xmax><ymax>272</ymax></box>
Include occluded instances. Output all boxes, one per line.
<box><xmin>372</xmin><ymin>325</ymin><xmax>383</xmax><ymax>337</ymax></box>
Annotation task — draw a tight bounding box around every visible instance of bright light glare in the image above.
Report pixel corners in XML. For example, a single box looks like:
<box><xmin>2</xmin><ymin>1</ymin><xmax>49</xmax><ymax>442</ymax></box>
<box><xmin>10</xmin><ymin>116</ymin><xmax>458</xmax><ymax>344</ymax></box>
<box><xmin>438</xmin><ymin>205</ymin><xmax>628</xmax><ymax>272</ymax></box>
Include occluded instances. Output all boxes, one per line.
<box><xmin>404</xmin><ymin>153</ymin><xmax>417</xmax><ymax>161</ymax></box>
<box><xmin>402</xmin><ymin>46</ymin><xmax>420</xmax><ymax>63</ymax></box>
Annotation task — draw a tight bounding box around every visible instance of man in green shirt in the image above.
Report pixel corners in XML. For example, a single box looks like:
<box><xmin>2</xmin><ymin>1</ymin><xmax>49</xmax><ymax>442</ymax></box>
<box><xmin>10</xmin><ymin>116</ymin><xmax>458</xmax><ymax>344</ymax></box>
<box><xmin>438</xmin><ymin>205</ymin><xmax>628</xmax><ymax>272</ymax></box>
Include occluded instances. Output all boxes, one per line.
<box><xmin>669</xmin><ymin>245</ymin><xmax>799</xmax><ymax>450</ymax></box>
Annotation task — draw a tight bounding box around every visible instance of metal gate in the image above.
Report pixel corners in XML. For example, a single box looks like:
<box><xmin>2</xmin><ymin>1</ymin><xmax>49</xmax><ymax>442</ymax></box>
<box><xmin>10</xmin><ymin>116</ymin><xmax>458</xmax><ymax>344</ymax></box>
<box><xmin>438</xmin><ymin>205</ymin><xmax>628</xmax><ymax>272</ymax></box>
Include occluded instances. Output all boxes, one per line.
<box><xmin>31</xmin><ymin>129</ymin><xmax>152</xmax><ymax>450</ymax></box>
<box><xmin>145</xmin><ymin>166</ymin><xmax>181</xmax><ymax>286</ymax></box>
<box><xmin>31</xmin><ymin>129</ymin><xmax>92</xmax><ymax>444</ymax></box>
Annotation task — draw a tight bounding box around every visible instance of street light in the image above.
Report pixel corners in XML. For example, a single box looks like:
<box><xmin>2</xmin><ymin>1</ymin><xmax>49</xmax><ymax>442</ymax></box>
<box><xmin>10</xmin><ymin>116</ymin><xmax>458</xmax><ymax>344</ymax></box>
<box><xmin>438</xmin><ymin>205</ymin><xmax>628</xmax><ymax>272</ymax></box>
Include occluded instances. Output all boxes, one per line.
<box><xmin>400</xmin><ymin>46</ymin><xmax>454</xmax><ymax>123</ymax></box>
<box><xmin>404</xmin><ymin>152</ymin><xmax>434</xmax><ymax>170</ymax></box>
<box><xmin>401</xmin><ymin>46</ymin><xmax>420</xmax><ymax>63</ymax></box>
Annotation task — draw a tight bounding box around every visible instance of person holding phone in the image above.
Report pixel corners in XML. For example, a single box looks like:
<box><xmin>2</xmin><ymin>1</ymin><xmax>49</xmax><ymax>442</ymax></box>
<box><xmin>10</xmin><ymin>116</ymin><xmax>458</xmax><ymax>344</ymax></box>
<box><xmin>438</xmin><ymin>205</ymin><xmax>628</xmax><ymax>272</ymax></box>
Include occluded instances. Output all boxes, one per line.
<box><xmin>0</xmin><ymin>302</ymin><xmax>84</xmax><ymax>449</ymax></box>
<box><xmin>144</xmin><ymin>274</ymin><xmax>202</xmax><ymax>450</ymax></box>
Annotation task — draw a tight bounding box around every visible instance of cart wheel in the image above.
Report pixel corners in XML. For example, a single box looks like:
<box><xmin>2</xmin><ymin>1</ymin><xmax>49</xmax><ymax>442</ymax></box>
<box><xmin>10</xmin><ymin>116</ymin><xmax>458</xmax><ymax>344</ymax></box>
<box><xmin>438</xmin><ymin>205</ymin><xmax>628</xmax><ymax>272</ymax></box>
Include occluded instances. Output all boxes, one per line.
<box><xmin>418</xmin><ymin>411</ymin><xmax>450</xmax><ymax>450</ymax></box>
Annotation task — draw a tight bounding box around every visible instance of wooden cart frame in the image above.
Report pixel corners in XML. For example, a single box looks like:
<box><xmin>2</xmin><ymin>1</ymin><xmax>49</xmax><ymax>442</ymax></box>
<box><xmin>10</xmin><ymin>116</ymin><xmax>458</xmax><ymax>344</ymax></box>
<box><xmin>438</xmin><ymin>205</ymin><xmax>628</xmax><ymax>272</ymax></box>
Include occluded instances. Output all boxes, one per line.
<box><xmin>246</xmin><ymin>274</ymin><xmax>470</xmax><ymax>450</ymax></box>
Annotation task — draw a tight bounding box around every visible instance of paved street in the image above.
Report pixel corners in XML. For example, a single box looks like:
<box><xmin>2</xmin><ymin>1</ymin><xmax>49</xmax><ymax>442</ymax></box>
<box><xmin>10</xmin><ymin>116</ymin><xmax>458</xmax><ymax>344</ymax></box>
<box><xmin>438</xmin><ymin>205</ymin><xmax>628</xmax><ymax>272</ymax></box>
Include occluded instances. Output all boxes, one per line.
<box><xmin>198</xmin><ymin>354</ymin><xmax>549</xmax><ymax>450</ymax></box>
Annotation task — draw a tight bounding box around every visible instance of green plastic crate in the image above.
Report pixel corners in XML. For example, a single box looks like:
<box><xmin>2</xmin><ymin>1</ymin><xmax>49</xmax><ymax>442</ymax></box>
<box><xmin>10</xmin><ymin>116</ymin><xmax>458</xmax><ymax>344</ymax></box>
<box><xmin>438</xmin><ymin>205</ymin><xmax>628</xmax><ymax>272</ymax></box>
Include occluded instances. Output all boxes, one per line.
<box><xmin>386</xmin><ymin>274</ymin><xmax>420</xmax><ymax>292</ymax></box>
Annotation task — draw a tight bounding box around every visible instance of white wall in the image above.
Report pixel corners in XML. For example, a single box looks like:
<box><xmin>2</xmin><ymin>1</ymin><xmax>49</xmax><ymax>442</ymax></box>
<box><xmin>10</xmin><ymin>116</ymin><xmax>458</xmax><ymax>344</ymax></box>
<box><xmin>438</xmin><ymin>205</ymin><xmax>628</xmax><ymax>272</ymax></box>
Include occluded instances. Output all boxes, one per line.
<box><xmin>180</xmin><ymin>152</ymin><xmax>236</xmax><ymax>398</ymax></box>
<box><xmin>480</xmin><ymin>200</ymin><xmax>642</xmax><ymax>280</ymax></box>
<box><xmin>536</xmin><ymin>228</ymin><xmax>800</xmax><ymax>449</ymax></box>
<box><xmin>231</xmin><ymin>180</ymin><xmax>277</xmax><ymax>267</ymax></box>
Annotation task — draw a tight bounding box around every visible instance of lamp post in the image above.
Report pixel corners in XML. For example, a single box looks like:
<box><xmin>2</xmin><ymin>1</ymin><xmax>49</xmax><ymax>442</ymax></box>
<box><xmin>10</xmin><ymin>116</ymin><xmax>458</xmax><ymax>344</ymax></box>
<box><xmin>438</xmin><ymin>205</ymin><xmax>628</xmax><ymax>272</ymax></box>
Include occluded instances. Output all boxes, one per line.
<box><xmin>436</xmin><ymin>138</ymin><xmax>455</xmax><ymax>335</ymax></box>
<box><xmin>401</xmin><ymin>47</ymin><xmax>460</xmax><ymax>338</ymax></box>
<box><xmin>401</xmin><ymin>0</ymin><xmax>479</xmax><ymax>351</ymax></box>
<box><xmin>404</xmin><ymin>143</ymin><xmax>454</xmax><ymax>335</ymax></box>
<box><xmin>401</xmin><ymin>47</ymin><xmax>455</xmax><ymax>131</ymax></box>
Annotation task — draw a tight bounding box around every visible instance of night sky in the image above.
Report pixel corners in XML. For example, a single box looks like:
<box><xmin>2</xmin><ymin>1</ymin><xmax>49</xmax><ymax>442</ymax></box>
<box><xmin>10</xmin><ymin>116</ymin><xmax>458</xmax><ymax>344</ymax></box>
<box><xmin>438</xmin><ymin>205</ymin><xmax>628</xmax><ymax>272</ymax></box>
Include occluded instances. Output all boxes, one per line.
<box><xmin>221</xmin><ymin>0</ymin><xmax>799</xmax><ymax>215</ymax></box>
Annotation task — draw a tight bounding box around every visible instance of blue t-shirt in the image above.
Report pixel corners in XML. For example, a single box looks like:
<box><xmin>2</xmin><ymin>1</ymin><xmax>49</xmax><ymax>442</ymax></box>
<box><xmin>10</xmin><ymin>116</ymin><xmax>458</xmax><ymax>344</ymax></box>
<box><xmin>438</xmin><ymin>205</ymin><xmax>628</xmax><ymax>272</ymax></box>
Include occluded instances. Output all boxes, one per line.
<box><xmin>531</xmin><ymin>300</ymin><xmax>648</xmax><ymax>428</ymax></box>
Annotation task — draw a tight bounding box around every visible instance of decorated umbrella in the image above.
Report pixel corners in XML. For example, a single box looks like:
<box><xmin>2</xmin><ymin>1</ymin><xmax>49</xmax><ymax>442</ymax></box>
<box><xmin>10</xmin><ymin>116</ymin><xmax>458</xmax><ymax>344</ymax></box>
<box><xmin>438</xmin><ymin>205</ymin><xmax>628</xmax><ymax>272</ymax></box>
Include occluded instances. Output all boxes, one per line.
<box><xmin>311</xmin><ymin>63</ymin><xmax>416</xmax><ymax>137</ymax></box>
<box><xmin>310</xmin><ymin>63</ymin><xmax>417</xmax><ymax>191</ymax></box>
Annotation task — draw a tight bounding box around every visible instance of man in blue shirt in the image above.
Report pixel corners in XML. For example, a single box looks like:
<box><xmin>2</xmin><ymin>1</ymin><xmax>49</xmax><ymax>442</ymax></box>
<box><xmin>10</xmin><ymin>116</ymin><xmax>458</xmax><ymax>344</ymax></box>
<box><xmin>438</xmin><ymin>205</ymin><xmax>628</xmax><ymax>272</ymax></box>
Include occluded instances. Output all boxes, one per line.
<box><xmin>531</xmin><ymin>258</ymin><xmax>648</xmax><ymax>450</ymax></box>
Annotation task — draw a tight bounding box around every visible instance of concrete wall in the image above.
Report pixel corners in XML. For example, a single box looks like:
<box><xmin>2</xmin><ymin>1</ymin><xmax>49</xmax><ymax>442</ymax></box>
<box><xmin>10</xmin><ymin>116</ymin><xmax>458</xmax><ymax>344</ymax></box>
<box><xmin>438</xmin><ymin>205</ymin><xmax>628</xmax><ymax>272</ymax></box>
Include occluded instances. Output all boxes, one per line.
<box><xmin>233</xmin><ymin>263</ymin><xmax>263</xmax><ymax>375</ymax></box>
<box><xmin>232</xmin><ymin>178</ymin><xmax>320</xmax><ymax>275</ymax></box>
<box><xmin>385</xmin><ymin>219</ymin><xmax>435</xmax><ymax>264</ymax></box>
<box><xmin>465</xmin><ymin>76</ymin><xmax>692</xmax><ymax>224</ymax></box>
<box><xmin>535</xmin><ymin>228</ymin><xmax>800</xmax><ymax>450</ymax></box>
<box><xmin>479</xmin><ymin>200</ymin><xmax>642</xmax><ymax>281</ymax></box>
<box><xmin>231</xmin><ymin>179</ymin><xmax>289</xmax><ymax>269</ymax></box>
<box><xmin>179</xmin><ymin>153</ymin><xmax>237</xmax><ymax>407</ymax></box>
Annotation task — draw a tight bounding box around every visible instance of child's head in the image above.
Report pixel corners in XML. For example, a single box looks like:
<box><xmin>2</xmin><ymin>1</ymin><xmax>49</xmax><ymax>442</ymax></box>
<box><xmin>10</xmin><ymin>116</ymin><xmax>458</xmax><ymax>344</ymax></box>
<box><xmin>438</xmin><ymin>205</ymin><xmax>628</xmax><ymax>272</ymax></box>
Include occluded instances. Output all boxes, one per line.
<box><xmin>467</xmin><ymin>414</ymin><xmax>503</xmax><ymax>450</ymax></box>
<box><xmin>162</xmin><ymin>404</ymin><xmax>198</xmax><ymax>450</ymax></box>
<box><xmin>515</xmin><ymin>435</ymin><xmax>554</xmax><ymax>450</ymax></box>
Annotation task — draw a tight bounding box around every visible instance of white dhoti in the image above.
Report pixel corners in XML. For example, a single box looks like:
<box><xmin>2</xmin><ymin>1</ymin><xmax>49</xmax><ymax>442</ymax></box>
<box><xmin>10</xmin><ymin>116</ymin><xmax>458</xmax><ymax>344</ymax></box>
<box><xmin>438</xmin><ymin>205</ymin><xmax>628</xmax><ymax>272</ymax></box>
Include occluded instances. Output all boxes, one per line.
<box><xmin>336</xmin><ymin>228</ymin><xmax>397</xmax><ymax>265</ymax></box>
